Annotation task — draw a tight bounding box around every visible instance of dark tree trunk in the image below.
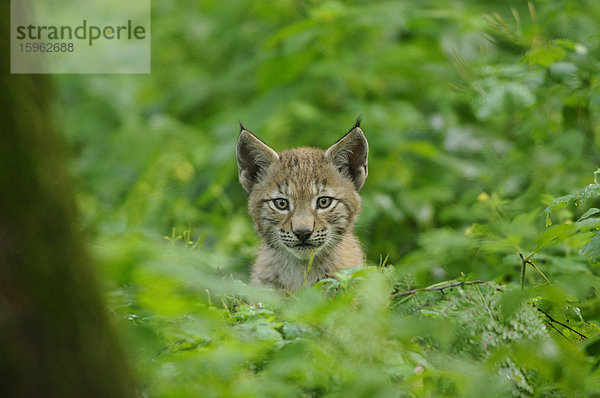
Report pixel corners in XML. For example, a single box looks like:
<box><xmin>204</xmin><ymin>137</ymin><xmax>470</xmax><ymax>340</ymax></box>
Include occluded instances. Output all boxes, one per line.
<box><xmin>0</xmin><ymin>2</ymin><xmax>136</xmax><ymax>397</ymax></box>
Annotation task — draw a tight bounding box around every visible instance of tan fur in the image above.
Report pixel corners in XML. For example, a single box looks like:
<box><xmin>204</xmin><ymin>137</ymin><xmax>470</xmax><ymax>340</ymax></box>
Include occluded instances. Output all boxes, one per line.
<box><xmin>236</xmin><ymin>122</ymin><xmax>368</xmax><ymax>292</ymax></box>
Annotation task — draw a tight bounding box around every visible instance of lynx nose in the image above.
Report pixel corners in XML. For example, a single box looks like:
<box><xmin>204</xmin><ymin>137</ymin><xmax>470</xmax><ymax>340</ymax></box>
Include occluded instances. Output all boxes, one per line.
<box><xmin>293</xmin><ymin>229</ymin><xmax>313</xmax><ymax>242</ymax></box>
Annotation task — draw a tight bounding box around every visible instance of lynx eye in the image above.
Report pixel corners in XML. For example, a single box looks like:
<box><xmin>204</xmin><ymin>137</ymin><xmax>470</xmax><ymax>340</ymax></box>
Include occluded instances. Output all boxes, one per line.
<box><xmin>273</xmin><ymin>198</ymin><xmax>290</xmax><ymax>211</ymax></box>
<box><xmin>317</xmin><ymin>196</ymin><xmax>333</xmax><ymax>209</ymax></box>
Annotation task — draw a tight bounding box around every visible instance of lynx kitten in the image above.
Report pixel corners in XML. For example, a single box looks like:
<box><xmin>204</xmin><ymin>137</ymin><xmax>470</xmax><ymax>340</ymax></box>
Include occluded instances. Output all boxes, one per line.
<box><xmin>236</xmin><ymin>120</ymin><xmax>368</xmax><ymax>292</ymax></box>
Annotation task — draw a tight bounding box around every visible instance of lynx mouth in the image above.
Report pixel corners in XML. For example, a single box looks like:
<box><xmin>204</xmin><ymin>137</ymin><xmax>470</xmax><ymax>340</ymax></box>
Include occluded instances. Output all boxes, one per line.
<box><xmin>285</xmin><ymin>241</ymin><xmax>324</xmax><ymax>260</ymax></box>
<box><xmin>294</xmin><ymin>242</ymin><xmax>316</xmax><ymax>248</ymax></box>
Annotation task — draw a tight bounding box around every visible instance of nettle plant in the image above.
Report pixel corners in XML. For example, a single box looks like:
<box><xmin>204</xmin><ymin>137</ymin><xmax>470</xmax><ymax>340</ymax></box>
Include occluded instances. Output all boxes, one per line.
<box><xmin>468</xmin><ymin>171</ymin><xmax>600</xmax><ymax>336</ymax></box>
<box><xmin>543</xmin><ymin>170</ymin><xmax>600</xmax><ymax>263</ymax></box>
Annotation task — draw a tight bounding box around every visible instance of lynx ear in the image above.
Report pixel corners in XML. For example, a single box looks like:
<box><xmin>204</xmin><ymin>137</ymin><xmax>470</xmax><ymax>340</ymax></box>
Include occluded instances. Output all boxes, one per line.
<box><xmin>236</xmin><ymin>125</ymin><xmax>279</xmax><ymax>193</ymax></box>
<box><xmin>325</xmin><ymin>121</ymin><xmax>369</xmax><ymax>191</ymax></box>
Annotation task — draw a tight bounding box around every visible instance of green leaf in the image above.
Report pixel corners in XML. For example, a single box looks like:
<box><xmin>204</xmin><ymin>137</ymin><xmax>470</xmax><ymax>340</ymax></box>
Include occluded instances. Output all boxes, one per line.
<box><xmin>583</xmin><ymin>335</ymin><xmax>600</xmax><ymax>356</ymax></box>
<box><xmin>533</xmin><ymin>223</ymin><xmax>577</xmax><ymax>254</ymax></box>
<box><xmin>583</xmin><ymin>233</ymin><xmax>600</xmax><ymax>263</ymax></box>
<box><xmin>543</xmin><ymin>184</ymin><xmax>600</xmax><ymax>226</ymax></box>
<box><xmin>576</xmin><ymin>217</ymin><xmax>600</xmax><ymax>232</ymax></box>
<box><xmin>577</xmin><ymin>208</ymin><xmax>600</xmax><ymax>222</ymax></box>
<box><xmin>525</xmin><ymin>45</ymin><xmax>567</xmax><ymax>67</ymax></box>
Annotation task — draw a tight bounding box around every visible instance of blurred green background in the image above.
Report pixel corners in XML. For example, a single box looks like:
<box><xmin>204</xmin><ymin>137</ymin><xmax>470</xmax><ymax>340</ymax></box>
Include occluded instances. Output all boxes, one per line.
<box><xmin>51</xmin><ymin>0</ymin><xmax>600</xmax><ymax>396</ymax></box>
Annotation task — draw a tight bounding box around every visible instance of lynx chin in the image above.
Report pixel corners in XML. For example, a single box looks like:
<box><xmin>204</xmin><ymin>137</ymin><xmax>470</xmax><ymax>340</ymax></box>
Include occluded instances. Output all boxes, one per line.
<box><xmin>236</xmin><ymin>120</ymin><xmax>368</xmax><ymax>292</ymax></box>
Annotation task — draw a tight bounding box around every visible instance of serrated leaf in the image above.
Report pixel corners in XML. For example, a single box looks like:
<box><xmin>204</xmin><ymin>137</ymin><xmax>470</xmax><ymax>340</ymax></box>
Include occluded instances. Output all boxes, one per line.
<box><xmin>543</xmin><ymin>184</ymin><xmax>600</xmax><ymax>225</ymax></box>
<box><xmin>525</xmin><ymin>45</ymin><xmax>567</xmax><ymax>67</ymax></box>
<box><xmin>576</xmin><ymin>217</ymin><xmax>600</xmax><ymax>232</ymax></box>
<box><xmin>583</xmin><ymin>233</ymin><xmax>600</xmax><ymax>263</ymax></box>
<box><xmin>577</xmin><ymin>208</ymin><xmax>600</xmax><ymax>222</ymax></box>
<box><xmin>543</xmin><ymin>194</ymin><xmax>576</xmax><ymax>224</ymax></box>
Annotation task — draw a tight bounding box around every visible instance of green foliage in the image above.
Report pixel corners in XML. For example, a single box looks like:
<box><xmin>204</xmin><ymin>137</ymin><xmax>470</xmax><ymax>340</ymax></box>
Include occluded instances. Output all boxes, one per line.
<box><xmin>53</xmin><ymin>0</ymin><xmax>600</xmax><ymax>396</ymax></box>
<box><xmin>103</xmin><ymin>231</ymin><xmax>600</xmax><ymax>396</ymax></box>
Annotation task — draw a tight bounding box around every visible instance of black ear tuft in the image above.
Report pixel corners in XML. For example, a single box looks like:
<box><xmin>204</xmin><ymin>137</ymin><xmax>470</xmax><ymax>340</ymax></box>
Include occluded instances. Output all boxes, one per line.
<box><xmin>239</xmin><ymin>120</ymin><xmax>247</xmax><ymax>132</ymax></box>
<box><xmin>353</xmin><ymin>116</ymin><xmax>362</xmax><ymax>130</ymax></box>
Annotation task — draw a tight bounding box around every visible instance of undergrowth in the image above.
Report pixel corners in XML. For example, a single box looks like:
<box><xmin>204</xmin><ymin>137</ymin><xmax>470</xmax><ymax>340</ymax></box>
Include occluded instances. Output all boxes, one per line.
<box><xmin>99</xmin><ymin>175</ymin><xmax>600</xmax><ymax>397</ymax></box>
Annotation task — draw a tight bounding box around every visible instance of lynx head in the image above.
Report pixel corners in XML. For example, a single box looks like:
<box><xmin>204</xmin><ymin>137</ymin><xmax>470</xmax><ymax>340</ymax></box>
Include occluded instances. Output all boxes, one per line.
<box><xmin>236</xmin><ymin>121</ymin><xmax>368</xmax><ymax>260</ymax></box>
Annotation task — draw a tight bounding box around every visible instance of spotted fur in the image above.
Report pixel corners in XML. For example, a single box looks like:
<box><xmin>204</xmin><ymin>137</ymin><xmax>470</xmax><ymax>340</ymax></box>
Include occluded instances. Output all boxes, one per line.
<box><xmin>236</xmin><ymin>122</ymin><xmax>368</xmax><ymax>292</ymax></box>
